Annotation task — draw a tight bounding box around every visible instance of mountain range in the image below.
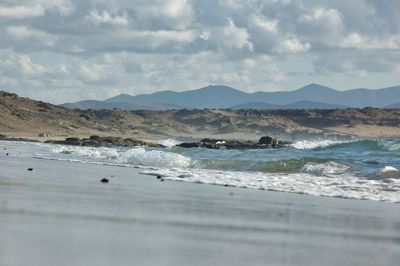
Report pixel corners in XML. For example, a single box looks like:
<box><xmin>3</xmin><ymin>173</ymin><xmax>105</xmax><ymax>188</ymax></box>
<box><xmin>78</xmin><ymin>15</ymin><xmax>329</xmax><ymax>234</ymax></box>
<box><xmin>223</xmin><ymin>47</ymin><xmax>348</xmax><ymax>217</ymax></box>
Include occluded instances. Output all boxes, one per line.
<box><xmin>61</xmin><ymin>83</ymin><xmax>400</xmax><ymax>110</ymax></box>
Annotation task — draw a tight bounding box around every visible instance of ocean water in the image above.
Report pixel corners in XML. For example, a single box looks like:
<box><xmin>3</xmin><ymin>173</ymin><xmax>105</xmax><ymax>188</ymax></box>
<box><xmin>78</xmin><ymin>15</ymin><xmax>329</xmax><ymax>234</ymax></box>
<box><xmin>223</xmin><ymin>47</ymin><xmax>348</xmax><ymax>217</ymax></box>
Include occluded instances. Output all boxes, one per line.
<box><xmin>2</xmin><ymin>138</ymin><xmax>400</xmax><ymax>202</ymax></box>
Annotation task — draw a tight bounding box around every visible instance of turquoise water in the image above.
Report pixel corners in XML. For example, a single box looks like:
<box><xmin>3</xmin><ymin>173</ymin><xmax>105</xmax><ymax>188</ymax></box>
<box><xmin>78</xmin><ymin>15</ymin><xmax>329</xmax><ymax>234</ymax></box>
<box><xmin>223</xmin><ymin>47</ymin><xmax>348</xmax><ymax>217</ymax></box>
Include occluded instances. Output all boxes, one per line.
<box><xmin>172</xmin><ymin>138</ymin><xmax>400</xmax><ymax>178</ymax></box>
<box><xmin>2</xmin><ymin>138</ymin><xmax>400</xmax><ymax>202</ymax></box>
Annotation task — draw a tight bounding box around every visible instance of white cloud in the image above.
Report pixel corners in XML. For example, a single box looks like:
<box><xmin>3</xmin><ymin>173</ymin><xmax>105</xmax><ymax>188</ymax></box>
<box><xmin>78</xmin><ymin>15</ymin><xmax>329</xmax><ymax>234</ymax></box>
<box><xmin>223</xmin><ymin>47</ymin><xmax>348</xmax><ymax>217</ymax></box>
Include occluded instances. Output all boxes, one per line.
<box><xmin>7</xmin><ymin>25</ymin><xmax>57</xmax><ymax>46</ymax></box>
<box><xmin>87</xmin><ymin>9</ymin><xmax>129</xmax><ymax>26</ymax></box>
<box><xmin>40</xmin><ymin>0</ymin><xmax>75</xmax><ymax>16</ymax></box>
<box><xmin>222</xmin><ymin>18</ymin><xmax>254</xmax><ymax>52</ymax></box>
<box><xmin>0</xmin><ymin>52</ymin><xmax>46</xmax><ymax>78</ymax></box>
<box><xmin>298</xmin><ymin>7</ymin><xmax>344</xmax><ymax>39</ymax></box>
<box><xmin>340</xmin><ymin>32</ymin><xmax>400</xmax><ymax>50</ymax></box>
<box><xmin>112</xmin><ymin>29</ymin><xmax>197</xmax><ymax>48</ymax></box>
<box><xmin>18</xmin><ymin>55</ymin><xmax>46</xmax><ymax>77</ymax></box>
<box><xmin>250</xmin><ymin>15</ymin><xmax>278</xmax><ymax>33</ymax></box>
<box><xmin>76</xmin><ymin>62</ymin><xmax>113</xmax><ymax>83</ymax></box>
<box><xmin>0</xmin><ymin>0</ymin><xmax>400</xmax><ymax>102</ymax></box>
<box><xmin>0</xmin><ymin>4</ymin><xmax>45</xmax><ymax>19</ymax></box>
<box><xmin>162</xmin><ymin>0</ymin><xmax>192</xmax><ymax>18</ymax></box>
<box><xmin>129</xmin><ymin>0</ymin><xmax>194</xmax><ymax>30</ymax></box>
<box><xmin>274</xmin><ymin>38</ymin><xmax>311</xmax><ymax>54</ymax></box>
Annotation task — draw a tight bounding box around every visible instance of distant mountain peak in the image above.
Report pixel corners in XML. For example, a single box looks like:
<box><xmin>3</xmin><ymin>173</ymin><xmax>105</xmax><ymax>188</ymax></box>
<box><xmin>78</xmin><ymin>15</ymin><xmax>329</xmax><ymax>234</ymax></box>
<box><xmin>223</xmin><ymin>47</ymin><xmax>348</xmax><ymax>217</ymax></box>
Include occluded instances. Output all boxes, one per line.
<box><xmin>297</xmin><ymin>83</ymin><xmax>335</xmax><ymax>92</ymax></box>
<box><xmin>198</xmin><ymin>84</ymin><xmax>239</xmax><ymax>92</ymax></box>
<box><xmin>117</xmin><ymin>93</ymin><xmax>131</xmax><ymax>97</ymax></box>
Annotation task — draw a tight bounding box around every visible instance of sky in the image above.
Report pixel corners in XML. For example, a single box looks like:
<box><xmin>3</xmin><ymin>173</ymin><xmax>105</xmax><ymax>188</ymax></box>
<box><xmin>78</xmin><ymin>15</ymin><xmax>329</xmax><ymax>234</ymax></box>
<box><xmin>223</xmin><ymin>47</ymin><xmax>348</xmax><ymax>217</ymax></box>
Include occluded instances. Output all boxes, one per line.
<box><xmin>0</xmin><ymin>0</ymin><xmax>400</xmax><ymax>104</ymax></box>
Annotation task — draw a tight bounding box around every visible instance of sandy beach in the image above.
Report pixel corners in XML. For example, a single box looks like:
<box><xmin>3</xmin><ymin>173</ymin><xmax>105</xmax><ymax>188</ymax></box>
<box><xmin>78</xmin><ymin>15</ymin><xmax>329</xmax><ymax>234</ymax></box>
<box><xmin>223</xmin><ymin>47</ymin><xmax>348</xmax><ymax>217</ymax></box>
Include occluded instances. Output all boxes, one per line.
<box><xmin>1</xmin><ymin>154</ymin><xmax>400</xmax><ymax>266</ymax></box>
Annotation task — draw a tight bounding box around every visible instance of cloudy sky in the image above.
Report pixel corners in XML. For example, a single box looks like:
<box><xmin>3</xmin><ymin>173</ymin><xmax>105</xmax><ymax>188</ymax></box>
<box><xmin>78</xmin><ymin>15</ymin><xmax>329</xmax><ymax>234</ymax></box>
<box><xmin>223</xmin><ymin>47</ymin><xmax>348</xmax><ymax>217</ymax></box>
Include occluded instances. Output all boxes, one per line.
<box><xmin>0</xmin><ymin>0</ymin><xmax>400</xmax><ymax>103</ymax></box>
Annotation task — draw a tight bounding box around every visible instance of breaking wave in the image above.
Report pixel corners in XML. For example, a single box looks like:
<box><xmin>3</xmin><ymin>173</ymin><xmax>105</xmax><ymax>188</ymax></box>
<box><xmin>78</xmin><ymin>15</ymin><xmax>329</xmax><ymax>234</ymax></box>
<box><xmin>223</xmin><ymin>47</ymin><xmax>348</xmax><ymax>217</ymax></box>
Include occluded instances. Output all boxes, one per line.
<box><xmin>292</xmin><ymin>139</ymin><xmax>352</xmax><ymax>150</ymax></box>
<box><xmin>51</xmin><ymin>145</ymin><xmax>191</xmax><ymax>168</ymax></box>
<box><xmin>4</xmin><ymin>138</ymin><xmax>400</xmax><ymax>203</ymax></box>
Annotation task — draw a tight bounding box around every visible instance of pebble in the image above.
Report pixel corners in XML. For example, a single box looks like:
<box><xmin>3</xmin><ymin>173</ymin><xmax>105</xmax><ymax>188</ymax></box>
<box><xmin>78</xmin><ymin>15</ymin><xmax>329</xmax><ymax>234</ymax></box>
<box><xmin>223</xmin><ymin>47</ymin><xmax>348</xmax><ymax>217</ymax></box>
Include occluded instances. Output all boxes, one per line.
<box><xmin>27</xmin><ymin>168</ymin><xmax>34</xmax><ymax>172</ymax></box>
<box><xmin>156</xmin><ymin>175</ymin><xmax>162</xmax><ymax>179</ymax></box>
<box><xmin>101</xmin><ymin>178</ymin><xmax>109</xmax><ymax>183</ymax></box>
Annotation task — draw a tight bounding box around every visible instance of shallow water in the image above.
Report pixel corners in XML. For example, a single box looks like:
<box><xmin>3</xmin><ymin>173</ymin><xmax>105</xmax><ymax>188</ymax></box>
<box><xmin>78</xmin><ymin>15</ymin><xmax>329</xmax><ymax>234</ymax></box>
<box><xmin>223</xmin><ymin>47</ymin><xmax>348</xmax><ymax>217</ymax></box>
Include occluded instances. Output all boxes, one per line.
<box><xmin>2</xmin><ymin>138</ymin><xmax>400</xmax><ymax>202</ymax></box>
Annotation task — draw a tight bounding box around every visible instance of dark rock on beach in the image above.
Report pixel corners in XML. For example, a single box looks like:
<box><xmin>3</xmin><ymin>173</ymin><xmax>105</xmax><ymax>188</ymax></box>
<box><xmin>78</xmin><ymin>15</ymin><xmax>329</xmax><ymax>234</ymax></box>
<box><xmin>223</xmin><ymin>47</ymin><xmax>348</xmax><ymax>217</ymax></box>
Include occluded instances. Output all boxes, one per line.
<box><xmin>100</xmin><ymin>178</ymin><xmax>109</xmax><ymax>183</ymax></box>
<box><xmin>177</xmin><ymin>136</ymin><xmax>290</xmax><ymax>150</ymax></box>
<box><xmin>45</xmin><ymin>136</ymin><xmax>165</xmax><ymax>148</ymax></box>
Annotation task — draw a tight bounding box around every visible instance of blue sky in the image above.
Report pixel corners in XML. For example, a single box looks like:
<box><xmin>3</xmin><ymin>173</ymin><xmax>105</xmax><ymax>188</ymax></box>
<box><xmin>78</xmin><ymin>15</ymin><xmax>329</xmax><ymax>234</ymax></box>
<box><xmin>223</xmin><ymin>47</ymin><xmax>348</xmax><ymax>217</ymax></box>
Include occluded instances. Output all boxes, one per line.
<box><xmin>0</xmin><ymin>0</ymin><xmax>400</xmax><ymax>103</ymax></box>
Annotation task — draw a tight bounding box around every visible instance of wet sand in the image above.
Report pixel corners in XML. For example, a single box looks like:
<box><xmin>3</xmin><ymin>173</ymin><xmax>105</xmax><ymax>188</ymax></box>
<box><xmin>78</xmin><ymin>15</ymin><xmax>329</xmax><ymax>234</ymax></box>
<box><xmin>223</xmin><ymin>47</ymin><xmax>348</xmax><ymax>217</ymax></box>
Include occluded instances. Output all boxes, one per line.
<box><xmin>0</xmin><ymin>156</ymin><xmax>400</xmax><ymax>266</ymax></box>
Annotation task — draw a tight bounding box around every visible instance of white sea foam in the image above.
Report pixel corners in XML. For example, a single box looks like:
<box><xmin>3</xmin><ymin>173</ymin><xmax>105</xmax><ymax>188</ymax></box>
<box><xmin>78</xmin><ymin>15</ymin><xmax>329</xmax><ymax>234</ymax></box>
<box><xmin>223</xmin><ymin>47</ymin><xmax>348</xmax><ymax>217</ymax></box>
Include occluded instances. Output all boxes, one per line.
<box><xmin>6</xmin><ymin>140</ymin><xmax>400</xmax><ymax>203</ymax></box>
<box><xmin>51</xmin><ymin>145</ymin><xmax>191</xmax><ymax>168</ymax></box>
<box><xmin>159</xmin><ymin>139</ymin><xmax>182</xmax><ymax>148</ymax></box>
<box><xmin>141</xmin><ymin>168</ymin><xmax>400</xmax><ymax>202</ymax></box>
<box><xmin>51</xmin><ymin>145</ymin><xmax>119</xmax><ymax>160</ymax></box>
<box><xmin>116</xmin><ymin>147</ymin><xmax>191</xmax><ymax>168</ymax></box>
<box><xmin>381</xmin><ymin>166</ymin><xmax>398</xmax><ymax>173</ymax></box>
<box><xmin>376</xmin><ymin>166</ymin><xmax>400</xmax><ymax>180</ymax></box>
<box><xmin>301</xmin><ymin>161</ymin><xmax>350</xmax><ymax>176</ymax></box>
<box><xmin>292</xmin><ymin>139</ymin><xmax>351</xmax><ymax>150</ymax></box>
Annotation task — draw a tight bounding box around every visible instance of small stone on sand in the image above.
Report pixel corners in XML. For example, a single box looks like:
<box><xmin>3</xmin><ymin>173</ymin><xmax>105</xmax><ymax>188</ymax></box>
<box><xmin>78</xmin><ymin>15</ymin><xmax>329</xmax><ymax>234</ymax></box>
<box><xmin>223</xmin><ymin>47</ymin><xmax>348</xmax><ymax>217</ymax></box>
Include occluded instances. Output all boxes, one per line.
<box><xmin>157</xmin><ymin>175</ymin><xmax>162</xmax><ymax>179</ymax></box>
<box><xmin>101</xmin><ymin>178</ymin><xmax>109</xmax><ymax>183</ymax></box>
<box><xmin>27</xmin><ymin>168</ymin><xmax>34</xmax><ymax>172</ymax></box>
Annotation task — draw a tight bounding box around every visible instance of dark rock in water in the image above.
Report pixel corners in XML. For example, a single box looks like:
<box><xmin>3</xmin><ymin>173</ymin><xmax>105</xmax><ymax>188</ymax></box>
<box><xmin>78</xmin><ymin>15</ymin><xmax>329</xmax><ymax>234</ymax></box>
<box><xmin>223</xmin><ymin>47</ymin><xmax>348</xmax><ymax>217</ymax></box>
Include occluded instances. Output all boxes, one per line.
<box><xmin>160</xmin><ymin>178</ymin><xmax>165</xmax><ymax>182</ymax></box>
<box><xmin>175</xmin><ymin>142</ymin><xmax>199</xmax><ymax>148</ymax></box>
<box><xmin>258</xmin><ymin>136</ymin><xmax>274</xmax><ymax>145</ymax></box>
<box><xmin>89</xmin><ymin>135</ymin><xmax>100</xmax><ymax>140</ymax></box>
<box><xmin>65</xmin><ymin>137</ymin><xmax>81</xmax><ymax>142</ymax></box>
<box><xmin>100</xmin><ymin>178</ymin><xmax>109</xmax><ymax>183</ymax></box>
<box><xmin>6</xmin><ymin>153</ymin><xmax>9</xmax><ymax>156</ymax></box>
<box><xmin>45</xmin><ymin>136</ymin><xmax>165</xmax><ymax>148</ymax></box>
<box><xmin>27</xmin><ymin>168</ymin><xmax>34</xmax><ymax>172</ymax></box>
<box><xmin>156</xmin><ymin>175</ymin><xmax>162</xmax><ymax>179</ymax></box>
<box><xmin>177</xmin><ymin>136</ymin><xmax>290</xmax><ymax>150</ymax></box>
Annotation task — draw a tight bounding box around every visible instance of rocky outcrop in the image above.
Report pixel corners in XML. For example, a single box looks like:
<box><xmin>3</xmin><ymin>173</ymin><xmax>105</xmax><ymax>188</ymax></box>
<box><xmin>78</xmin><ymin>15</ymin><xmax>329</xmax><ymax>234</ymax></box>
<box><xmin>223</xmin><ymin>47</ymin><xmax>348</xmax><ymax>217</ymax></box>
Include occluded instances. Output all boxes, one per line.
<box><xmin>45</xmin><ymin>136</ymin><xmax>165</xmax><ymax>148</ymax></box>
<box><xmin>177</xmin><ymin>136</ymin><xmax>290</xmax><ymax>150</ymax></box>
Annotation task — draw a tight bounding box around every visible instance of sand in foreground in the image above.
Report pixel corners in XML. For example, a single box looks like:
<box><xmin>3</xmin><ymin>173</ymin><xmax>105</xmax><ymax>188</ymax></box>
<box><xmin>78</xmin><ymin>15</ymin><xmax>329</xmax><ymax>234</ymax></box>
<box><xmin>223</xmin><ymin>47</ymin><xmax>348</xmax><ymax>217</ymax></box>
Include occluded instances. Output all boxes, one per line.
<box><xmin>0</xmin><ymin>156</ymin><xmax>400</xmax><ymax>266</ymax></box>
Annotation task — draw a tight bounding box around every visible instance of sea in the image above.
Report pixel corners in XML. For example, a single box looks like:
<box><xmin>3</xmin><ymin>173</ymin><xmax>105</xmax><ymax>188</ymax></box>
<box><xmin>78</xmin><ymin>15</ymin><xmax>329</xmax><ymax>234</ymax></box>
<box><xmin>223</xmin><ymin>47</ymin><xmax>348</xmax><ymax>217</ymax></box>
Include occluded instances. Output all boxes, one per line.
<box><xmin>2</xmin><ymin>138</ymin><xmax>400</xmax><ymax>202</ymax></box>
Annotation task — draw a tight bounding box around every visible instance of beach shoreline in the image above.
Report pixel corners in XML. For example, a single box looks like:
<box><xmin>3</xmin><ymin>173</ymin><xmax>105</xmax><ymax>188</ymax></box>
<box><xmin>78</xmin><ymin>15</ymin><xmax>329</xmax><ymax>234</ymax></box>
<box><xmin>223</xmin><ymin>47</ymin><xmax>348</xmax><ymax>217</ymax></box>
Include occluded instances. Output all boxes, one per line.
<box><xmin>1</xmin><ymin>155</ymin><xmax>400</xmax><ymax>266</ymax></box>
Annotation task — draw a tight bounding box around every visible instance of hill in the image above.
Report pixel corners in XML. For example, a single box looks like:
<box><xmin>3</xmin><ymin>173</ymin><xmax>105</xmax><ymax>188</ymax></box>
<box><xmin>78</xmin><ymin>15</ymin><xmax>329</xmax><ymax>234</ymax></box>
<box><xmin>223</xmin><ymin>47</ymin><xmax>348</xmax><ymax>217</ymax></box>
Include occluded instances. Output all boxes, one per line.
<box><xmin>2</xmin><ymin>90</ymin><xmax>400</xmax><ymax>140</ymax></box>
